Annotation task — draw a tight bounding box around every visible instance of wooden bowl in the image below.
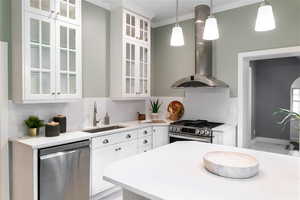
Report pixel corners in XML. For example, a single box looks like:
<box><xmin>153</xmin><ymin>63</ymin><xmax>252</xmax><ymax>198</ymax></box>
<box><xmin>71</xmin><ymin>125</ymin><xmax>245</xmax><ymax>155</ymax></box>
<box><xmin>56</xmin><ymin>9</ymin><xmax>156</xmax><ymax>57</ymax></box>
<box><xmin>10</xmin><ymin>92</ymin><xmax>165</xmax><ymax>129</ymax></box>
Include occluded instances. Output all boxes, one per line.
<box><xmin>167</xmin><ymin>101</ymin><xmax>184</xmax><ymax>121</ymax></box>
<box><xmin>203</xmin><ymin>151</ymin><xmax>259</xmax><ymax>179</ymax></box>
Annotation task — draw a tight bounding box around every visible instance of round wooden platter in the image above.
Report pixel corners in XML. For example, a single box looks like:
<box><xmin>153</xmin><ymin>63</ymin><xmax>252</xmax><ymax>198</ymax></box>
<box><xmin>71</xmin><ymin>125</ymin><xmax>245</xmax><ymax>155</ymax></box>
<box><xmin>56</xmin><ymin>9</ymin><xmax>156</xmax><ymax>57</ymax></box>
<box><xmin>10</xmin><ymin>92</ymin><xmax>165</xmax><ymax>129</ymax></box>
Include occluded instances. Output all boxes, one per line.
<box><xmin>203</xmin><ymin>151</ymin><xmax>259</xmax><ymax>179</ymax></box>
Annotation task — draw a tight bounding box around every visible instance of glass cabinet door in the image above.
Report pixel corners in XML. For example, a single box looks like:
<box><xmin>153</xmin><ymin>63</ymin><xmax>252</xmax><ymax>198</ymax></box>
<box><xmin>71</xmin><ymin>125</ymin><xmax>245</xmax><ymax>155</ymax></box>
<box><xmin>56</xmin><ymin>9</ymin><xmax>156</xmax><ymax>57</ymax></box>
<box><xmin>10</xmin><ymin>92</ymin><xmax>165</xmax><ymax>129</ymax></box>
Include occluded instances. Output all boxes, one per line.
<box><xmin>138</xmin><ymin>18</ymin><xmax>149</xmax><ymax>43</ymax></box>
<box><xmin>25</xmin><ymin>13</ymin><xmax>56</xmax><ymax>100</ymax></box>
<box><xmin>26</xmin><ymin>0</ymin><xmax>54</xmax><ymax>17</ymax></box>
<box><xmin>56</xmin><ymin>0</ymin><xmax>81</xmax><ymax>25</ymax></box>
<box><xmin>124</xmin><ymin>41</ymin><xmax>137</xmax><ymax>96</ymax></box>
<box><xmin>138</xmin><ymin>45</ymin><xmax>150</xmax><ymax>96</ymax></box>
<box><xmin>124</xmin><ymin>11</ymin><xmax>137</xmax><ymax>40</ymax></box>
<box><xmin>56</xmin><ymin>21</ymin><xmax>81</xmax><ymax>99</ymax></box>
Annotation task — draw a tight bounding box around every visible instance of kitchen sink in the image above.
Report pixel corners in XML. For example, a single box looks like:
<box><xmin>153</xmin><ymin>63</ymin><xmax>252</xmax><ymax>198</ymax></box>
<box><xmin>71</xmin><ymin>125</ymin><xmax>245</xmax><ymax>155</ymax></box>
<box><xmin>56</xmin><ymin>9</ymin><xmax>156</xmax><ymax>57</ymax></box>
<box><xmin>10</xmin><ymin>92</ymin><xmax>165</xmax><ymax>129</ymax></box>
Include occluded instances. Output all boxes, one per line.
<box><xmin>84</xmin><ymin>126</ymin><xmax>126</xmax><ymax>133</ymax></box>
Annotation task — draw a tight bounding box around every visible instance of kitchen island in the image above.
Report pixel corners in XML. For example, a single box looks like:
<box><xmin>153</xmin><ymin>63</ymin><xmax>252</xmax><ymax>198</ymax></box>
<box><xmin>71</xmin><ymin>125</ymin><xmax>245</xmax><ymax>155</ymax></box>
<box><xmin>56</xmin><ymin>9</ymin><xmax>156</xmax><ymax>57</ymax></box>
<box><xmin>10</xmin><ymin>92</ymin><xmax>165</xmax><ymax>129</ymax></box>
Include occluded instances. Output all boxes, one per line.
<box><xmin>104</xmin><ymin>141</ymin><xmax>300</xmax><ymax>200</ymax></box>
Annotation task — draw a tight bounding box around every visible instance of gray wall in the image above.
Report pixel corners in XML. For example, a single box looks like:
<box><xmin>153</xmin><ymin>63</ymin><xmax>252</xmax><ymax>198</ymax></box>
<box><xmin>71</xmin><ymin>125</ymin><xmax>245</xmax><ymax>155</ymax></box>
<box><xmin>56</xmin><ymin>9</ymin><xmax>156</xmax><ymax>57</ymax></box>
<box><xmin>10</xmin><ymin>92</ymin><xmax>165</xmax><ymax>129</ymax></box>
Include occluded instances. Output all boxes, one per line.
<box><xmin>253</xmin><ymin>57</ymin><xmax>300</xmax><ymax>140</ymax></box>
<box><xmin>152</xmin><ymin>0</ymin><xmax>300</xmax><ymax>97</ymax></box>
<box><xmin>82</xmin><ymin>1</ymin><xmax>110</xmax><ymax>97</ymax></box>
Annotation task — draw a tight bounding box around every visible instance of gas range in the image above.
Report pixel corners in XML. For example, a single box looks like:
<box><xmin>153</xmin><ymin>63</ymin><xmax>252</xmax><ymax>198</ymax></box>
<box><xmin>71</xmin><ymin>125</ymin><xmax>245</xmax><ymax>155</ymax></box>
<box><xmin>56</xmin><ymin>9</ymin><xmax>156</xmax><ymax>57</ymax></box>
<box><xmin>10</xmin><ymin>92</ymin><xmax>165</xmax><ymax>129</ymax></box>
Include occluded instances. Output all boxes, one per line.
<box><xmin>168</xmin><ymin>120</ymin><xmax>224</xmax><ymax>143</ymax></box>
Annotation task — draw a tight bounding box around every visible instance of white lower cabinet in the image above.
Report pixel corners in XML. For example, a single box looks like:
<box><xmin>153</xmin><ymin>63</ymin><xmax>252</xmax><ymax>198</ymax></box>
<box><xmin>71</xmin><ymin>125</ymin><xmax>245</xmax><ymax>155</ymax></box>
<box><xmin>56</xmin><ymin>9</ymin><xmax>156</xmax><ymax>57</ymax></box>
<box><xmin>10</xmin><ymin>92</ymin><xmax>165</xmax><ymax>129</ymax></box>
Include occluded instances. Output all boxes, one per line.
<box><xmin>153</xmin><ymin>126</ymin><xmax>169</xmax><ymax>148</ymax></box>
<box><xmin>91</xmin><ymin>126</ymin><xmax>170</xmax><ymax>197</ymax></box>
<box><xmin>92</xmin><ymin>139</ymin><xmax>138</xmax><ymax>196</ymax></box>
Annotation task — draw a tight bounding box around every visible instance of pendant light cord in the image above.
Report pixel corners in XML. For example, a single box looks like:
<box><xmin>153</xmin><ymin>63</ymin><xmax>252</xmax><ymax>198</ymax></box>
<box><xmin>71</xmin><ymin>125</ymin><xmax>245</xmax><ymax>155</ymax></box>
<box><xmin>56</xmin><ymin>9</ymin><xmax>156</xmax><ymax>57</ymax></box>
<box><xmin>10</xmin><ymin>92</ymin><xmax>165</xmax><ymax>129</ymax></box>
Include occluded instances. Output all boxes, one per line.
<box><xmin>210</xmin><ymin>0</ymin><xmax>213</xmax><ymax>16</ymax></box>
<box><xmin>176</xmin><ymin>0</ymin><xmax>179</xmax><ymax>24</ymax></box>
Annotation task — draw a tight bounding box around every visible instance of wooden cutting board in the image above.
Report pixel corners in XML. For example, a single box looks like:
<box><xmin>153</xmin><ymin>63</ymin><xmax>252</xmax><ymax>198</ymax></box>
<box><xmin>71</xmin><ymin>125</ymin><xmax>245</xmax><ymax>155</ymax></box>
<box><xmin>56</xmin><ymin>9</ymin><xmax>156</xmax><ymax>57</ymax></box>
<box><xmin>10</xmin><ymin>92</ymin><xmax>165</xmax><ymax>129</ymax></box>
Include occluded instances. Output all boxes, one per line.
<box><xmin>203</xmin><ymin>151</ymin><xmax>259</xmax><ymax>179</ymax></box>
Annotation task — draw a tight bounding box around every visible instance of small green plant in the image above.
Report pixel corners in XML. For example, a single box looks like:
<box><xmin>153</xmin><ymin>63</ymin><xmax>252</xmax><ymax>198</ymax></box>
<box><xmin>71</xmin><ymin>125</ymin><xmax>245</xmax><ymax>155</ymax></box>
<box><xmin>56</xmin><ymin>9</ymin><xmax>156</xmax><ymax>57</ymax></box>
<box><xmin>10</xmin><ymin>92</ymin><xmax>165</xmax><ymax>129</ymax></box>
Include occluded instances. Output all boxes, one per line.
<box><xmin>24</xmin><ymin>116</ymin><xmax>44</xmax><ymax>129</ymax></box>
<box><xmin>273</xmin><ymin>108</ymin><xmax>300</xmax><ymax>128</ymax></box>
<box><xmin>150</xmin><ymin>99</ymin><xmax>162</xmax><ymax>113</ymax></box>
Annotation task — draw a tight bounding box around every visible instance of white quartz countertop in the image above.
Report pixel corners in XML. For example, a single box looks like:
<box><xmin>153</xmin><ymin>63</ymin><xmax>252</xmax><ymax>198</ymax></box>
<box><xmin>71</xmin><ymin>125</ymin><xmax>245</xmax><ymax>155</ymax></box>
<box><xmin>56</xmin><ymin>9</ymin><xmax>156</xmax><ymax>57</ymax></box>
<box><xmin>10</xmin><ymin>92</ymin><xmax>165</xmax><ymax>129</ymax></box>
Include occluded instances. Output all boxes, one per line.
<box><xmin>9</xmin><ymin>120</ymin><xmax>171</xmax><ymax>149</ymax></box>
<box><xmin>104</xmin><ymin>141</ymin><xmax>300</xmax><ymax>200</ymax></box>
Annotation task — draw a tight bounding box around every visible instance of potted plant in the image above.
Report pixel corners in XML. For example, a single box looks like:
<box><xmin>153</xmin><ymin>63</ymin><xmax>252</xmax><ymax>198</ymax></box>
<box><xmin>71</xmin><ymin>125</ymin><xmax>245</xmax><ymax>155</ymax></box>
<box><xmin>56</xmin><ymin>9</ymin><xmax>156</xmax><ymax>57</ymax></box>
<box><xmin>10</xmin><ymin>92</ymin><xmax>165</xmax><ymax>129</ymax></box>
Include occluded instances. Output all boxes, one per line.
<box><xmin>150</xmin><ymin>99</ymin><xmax>162</xmax><ymax>120</ymax></box>
<box><xmin>274</xmin><ymin>108</ymin><xmax>300</xmax><ymax>157</ymax></box>
<box><xmin>24</xmin><ymin>116</ymin><xmax>44</xmax><ymax>137</ymax></box>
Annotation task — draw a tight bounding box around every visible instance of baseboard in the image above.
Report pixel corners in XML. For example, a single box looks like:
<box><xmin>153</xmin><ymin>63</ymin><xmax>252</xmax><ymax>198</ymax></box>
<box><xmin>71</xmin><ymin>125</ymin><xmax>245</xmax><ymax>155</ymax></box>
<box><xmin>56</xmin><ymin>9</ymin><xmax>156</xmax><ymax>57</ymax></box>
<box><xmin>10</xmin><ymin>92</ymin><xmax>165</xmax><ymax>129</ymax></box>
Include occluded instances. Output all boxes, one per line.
<box><xmin>253</xmin><ymin>137</ymin><xmax>290</xmax><ymax>145</ymax></box>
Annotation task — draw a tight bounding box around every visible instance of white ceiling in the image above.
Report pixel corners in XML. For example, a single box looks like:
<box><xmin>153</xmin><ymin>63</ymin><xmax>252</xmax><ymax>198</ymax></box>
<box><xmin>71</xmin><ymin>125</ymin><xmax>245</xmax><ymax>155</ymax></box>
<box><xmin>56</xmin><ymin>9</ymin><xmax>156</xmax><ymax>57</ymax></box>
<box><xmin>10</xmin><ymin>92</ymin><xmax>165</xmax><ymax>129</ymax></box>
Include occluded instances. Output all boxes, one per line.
<box><xmin>87</xmin><ymin>0</ymin><xmax>262</xmax><ymax>27</ymax></box>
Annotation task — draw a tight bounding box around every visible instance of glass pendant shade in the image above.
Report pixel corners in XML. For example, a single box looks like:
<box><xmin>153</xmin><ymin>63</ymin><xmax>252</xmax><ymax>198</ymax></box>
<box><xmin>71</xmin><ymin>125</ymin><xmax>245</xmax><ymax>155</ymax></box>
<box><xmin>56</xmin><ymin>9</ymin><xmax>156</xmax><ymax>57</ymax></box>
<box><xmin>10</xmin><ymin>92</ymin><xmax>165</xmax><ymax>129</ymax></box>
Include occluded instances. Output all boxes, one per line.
<box><xmin>170</xmin><ymin>25</ymin><xmax>185</xmax><ymax>46</ymax></box>
<box><xmin>203</xmin><ymin>16</ymin><xmax>219</xmax><ymax>40</ymax></box>
<box><xmin>255</xmin><ymin>2</ymin><xmax>276</xmax><ymax>32</ymax></box>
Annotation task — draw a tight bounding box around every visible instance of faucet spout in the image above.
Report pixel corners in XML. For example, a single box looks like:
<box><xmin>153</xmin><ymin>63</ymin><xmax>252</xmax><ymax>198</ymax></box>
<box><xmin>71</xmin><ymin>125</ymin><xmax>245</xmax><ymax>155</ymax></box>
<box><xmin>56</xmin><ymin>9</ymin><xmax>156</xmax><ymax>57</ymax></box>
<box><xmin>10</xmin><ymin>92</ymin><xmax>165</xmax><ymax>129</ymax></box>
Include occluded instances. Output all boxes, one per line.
<box><xmin>93</xmin><ymin>102</ymin><xmax>100</xmax><ymax>127</ymax></box>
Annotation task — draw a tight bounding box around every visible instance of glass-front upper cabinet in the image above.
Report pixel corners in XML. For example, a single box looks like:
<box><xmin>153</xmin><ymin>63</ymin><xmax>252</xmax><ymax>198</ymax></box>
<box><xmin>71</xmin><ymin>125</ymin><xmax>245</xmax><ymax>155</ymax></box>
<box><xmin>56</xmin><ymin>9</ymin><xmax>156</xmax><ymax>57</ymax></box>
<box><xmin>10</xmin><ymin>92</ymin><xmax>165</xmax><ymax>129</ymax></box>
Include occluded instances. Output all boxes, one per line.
<box><xmin>24</xmin><ymin>13</ymin><xmax>56</xmax><ymax>100</ymax></box>
<box><xmin>56</xmin><ymin>0</ymin><xmax>81</xmax><ymax>25</ymax></box>
<box><xmin>138</xmin><ymin>45</ymin><xmax>150</xmax><ymax>96</ymax></box>
<box><xmin>124</xmin><ymin>10</ymin><xmax>150</xmax><ymax>44</ymax></box>
<box><xmin>124</xmin><ymin>41</ymin><xmax>137</xmax><ymax>96</ymax></box>
<box><xmin>56</xmin><ymin>21</ymin><xmax>81</xmax><ymax>99</ymax></box>
<box><xmin>26</xmin><ymin>0</ymin><xmax>54</xmax><ymax>17</ymax></box>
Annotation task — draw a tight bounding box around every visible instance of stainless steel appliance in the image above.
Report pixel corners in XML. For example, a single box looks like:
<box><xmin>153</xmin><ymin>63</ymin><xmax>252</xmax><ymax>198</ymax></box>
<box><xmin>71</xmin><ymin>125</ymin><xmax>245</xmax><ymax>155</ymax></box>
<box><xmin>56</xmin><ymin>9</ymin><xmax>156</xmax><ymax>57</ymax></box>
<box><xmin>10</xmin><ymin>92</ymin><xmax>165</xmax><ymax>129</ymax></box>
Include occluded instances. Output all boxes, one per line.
<box><xmin>39</xmin><ymin>140</ymin><xmax>90</xmax><ymax>200</ymax></box>
<box><xmin>169</xmin><ymin>120</ymin><xmax>223</xmax><ymax>143</ymax></box>
<box><xmin>171</xmin><ymin>5</ymin><xmax>228</xmax><ymax>88</ymax></box>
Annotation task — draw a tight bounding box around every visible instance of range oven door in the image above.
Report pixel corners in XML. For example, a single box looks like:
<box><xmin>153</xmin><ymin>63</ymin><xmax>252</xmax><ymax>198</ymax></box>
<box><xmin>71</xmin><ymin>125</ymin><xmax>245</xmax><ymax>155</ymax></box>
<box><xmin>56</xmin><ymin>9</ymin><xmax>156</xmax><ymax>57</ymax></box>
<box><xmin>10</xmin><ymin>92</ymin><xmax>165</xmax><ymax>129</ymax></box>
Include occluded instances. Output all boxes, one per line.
<box><xmin>169</xmin><ymin>134</ymin><xmax>212</xmax><ymax>143</ymax></box>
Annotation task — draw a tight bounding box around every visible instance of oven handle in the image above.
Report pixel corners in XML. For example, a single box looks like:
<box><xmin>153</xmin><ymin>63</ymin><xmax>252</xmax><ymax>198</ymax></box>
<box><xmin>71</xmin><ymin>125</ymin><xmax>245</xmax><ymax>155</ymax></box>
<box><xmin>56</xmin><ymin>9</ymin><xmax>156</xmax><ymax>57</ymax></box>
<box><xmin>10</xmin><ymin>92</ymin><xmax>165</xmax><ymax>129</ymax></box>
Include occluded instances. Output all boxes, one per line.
<box><xmin>168</xmin><ymin>134</ymin><xmax>211</xmax><ymax>142</ymax></box>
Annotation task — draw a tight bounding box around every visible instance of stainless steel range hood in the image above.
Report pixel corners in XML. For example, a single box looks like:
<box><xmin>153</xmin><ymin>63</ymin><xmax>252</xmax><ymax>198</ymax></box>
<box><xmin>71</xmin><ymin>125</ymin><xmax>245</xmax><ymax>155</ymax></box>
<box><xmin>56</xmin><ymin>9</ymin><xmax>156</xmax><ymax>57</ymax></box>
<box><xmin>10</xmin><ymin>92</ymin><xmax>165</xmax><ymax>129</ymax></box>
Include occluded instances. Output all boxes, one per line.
<box><xmin>171</xmin><ymin>5</ymin><xmax>228</xmax><ymax>88</ymax></box>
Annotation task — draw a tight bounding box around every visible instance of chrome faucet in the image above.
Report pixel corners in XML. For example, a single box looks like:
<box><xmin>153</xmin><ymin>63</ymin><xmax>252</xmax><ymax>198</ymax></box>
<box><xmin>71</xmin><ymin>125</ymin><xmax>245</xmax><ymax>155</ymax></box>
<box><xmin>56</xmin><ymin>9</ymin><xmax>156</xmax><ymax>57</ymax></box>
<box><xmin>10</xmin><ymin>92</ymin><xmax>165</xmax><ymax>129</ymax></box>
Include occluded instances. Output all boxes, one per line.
<box><xmin>93</xmin><ymin>102</ymin><xmax>100</xmax><ymax>127</ymax></box>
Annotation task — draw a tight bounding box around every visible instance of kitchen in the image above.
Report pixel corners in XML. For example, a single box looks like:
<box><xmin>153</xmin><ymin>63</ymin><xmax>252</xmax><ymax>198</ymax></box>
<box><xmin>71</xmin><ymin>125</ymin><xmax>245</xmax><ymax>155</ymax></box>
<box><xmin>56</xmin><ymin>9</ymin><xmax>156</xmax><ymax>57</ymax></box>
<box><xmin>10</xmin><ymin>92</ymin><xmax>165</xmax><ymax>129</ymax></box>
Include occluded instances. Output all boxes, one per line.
<box><xmin>0</xmin><ymin>0</ymin><xmax>300</xmax><ymax>200</ymax></box>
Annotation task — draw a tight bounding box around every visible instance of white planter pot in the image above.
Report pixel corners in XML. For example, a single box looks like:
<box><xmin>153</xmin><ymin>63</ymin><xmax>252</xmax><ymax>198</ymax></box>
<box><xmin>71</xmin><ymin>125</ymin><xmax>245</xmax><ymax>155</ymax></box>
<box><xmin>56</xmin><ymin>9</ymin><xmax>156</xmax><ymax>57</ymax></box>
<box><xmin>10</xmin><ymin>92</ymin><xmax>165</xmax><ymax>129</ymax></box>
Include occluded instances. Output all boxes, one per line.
<box><xmin>150</xmin><ymin>113</ymin><xmax>160</xmax><ymax>120</ymax></box>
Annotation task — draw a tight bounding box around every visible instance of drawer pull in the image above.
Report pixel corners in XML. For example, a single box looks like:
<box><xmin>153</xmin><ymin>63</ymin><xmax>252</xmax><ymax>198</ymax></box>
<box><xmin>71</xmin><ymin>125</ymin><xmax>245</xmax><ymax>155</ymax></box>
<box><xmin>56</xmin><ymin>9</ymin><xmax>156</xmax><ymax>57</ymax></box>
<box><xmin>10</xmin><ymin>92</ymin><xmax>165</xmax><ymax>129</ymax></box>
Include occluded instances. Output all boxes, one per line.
<box><xmin>126</xmin><ymin>134</ymin><xmax>131</xmax><ymax>139</ymax></box>
<box><xmin>115</xmin><ymin>147</ymin><xmax>122</xmax><ymax>151</ymax></box>
<box><xmin>143</xmin><ymin>140</ymin><xmax>148</xmax><ymax>144</ymax></box>
<box><xmin>102</xmin><ymin>139</ymin><xmax>109</xmax><ymax>144</ymax></box>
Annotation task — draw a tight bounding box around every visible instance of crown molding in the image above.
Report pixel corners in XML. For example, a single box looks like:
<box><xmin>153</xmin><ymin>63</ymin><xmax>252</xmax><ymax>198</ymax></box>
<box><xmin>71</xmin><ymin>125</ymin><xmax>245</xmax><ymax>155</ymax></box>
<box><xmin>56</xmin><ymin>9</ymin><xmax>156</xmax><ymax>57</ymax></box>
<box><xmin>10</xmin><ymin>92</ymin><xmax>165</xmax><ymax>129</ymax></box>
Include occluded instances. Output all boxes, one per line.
<box><xmin>84</xmin><ymin>0</ymin><xmax>112</xmax><ymax>10</ymax></box>
<box><xmin>152</xmin><ymin>0</ymin><xmax>263</xmax><ymax>28</ymax></box>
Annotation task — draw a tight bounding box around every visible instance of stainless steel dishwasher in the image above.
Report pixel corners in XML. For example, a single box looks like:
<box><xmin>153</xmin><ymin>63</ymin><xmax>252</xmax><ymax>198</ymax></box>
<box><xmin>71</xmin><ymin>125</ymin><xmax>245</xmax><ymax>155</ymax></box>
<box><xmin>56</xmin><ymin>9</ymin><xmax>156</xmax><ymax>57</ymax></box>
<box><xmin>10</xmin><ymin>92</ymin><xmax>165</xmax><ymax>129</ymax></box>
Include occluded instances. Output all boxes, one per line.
<box><xmin>39</xmin><ymin>140</ymin><xmax>90</xmax><ymax>200</ymax></box>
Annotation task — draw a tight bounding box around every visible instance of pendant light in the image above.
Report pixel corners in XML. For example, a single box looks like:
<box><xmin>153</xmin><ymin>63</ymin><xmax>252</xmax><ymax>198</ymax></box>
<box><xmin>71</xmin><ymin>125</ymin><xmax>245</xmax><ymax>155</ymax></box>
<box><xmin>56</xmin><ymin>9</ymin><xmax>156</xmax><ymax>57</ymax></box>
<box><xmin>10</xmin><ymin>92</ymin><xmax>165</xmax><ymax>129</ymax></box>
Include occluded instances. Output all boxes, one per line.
<box><xmin>203</xmin><ymin>0</ymin><xmax>219</xmax><ymax>40</ymax></box>
<box><xmin>170</xmin><ymin>0</ymin><xmax>185</xmax><ymax>46</ymax></box>
<box><xmin>255</xmin><ymin>0</ymin><xmax>276</xmax><ymax>32</ymax></box>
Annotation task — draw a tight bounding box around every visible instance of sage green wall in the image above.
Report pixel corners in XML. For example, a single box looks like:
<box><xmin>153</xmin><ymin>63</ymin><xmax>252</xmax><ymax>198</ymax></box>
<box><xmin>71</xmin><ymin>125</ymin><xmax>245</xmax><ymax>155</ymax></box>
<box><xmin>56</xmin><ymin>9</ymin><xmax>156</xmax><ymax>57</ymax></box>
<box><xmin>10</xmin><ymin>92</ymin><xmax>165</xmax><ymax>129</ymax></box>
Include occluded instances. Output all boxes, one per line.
<box><xmin>152</xmin><ymin>0</ymin><xmax>300</xmax><ymax>97</ymax></box>
<box><xmin>151</xmin><ymin>20</ymin><xmax>195</xmax><ymax>97</ymax></box>
<box><xmin>0</xmin><ymin>0</ymin><xmax>11</xmax><ymax>98</ymax></box>
<box><xmin>82</xmin><ymin>1</ymin><xmax>110</xmax><ymax>97</ymax></box>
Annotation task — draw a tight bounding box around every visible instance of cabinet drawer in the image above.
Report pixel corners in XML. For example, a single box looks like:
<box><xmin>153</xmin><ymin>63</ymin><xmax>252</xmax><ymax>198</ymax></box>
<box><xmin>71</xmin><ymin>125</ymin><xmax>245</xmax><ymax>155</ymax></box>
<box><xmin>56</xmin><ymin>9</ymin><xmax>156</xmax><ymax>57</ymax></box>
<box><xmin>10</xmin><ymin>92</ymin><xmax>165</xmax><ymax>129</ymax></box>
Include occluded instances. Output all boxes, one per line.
<box><xmin>92</xmin><ymin>130</ymin><xmax>138</xmax><ymax>148</ymax></box>
<box><xmin>138</xmin><ymin>145</ymin><xmax>152</xmax><ymax>153</ymax></box>
<box><xmin>138</xmin><ymin>136</ymin><xmax>152</xmax><ymax>147</ymax></box>
<box><xmin>138</xmin><ymin>127</ymin><xmax>152</xmax><ymax>138</ymax></box>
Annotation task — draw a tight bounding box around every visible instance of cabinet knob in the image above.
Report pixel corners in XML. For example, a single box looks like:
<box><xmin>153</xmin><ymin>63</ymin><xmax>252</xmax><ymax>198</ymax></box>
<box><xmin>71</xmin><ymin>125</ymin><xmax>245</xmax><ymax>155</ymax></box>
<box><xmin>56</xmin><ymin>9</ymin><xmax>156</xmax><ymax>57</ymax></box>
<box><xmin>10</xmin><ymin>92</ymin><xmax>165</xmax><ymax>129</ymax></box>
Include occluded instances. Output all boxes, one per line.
<box><xmin>143</xmin><ymin>140</ymin><xmax>148</xmax><ymax>144</ymax></box>
<box><xmin>115</xmin><ymin>147</ymin><xmax>122</xmax><ymax>151</ymax></box>
<box><xmin>103</xmin><ymin>139</ymin><xmax>109</xmax><ymax>144</ymax></box>
<box><xmin>51</xmin><ymin>92</ymin><xmax>55</xmax><ymax>95</ymax></box>
<box><xmin>126</xmin><ymin>134</ymin><xmax>131</xmax><ymax>139</ymax></box>
<box><xmin>57</xmin><ymin>92</ymin><xmax>61</xmax><ymax>95</ymax></box>
<box><xmin>144</xmin><ymin>130</ymin><xmax>148</xmax><ymax>135</ymax></box>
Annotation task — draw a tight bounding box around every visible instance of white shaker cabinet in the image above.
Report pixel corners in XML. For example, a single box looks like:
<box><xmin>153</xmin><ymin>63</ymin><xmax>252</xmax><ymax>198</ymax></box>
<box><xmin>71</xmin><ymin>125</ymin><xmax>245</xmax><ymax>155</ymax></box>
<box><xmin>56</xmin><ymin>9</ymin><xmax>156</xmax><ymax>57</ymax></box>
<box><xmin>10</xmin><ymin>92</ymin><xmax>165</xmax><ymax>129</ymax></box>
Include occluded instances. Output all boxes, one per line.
<box><xmin>110</xmin><ymin>8</ymin><xmax>151</xmax><ymax>98</ymax></box>
<box><xmin>153</xmin><ymin>126</ymin><xmax>170</xmax><ymax>148</ymax></box>
<box><xmin>91</xmin><ymin>134</ymin><xmax>138</xmax><ymax>196</ymax></box>
<box><xmin>12</xmin><ymin>0</ymin><xmax>82</xmax><ymax>103</ymax></box>
<box><xmin>25</xmin><ymin>0</ymin><xmax>81</xmax><ymax>25</ymax></box>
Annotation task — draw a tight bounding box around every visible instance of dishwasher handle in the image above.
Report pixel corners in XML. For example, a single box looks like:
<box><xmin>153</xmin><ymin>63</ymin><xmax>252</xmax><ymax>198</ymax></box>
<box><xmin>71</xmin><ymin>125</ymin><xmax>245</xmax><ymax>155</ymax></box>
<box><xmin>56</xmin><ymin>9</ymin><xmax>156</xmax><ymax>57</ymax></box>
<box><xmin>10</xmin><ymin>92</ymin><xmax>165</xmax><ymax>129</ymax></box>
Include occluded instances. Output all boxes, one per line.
<box><xmin>40</xmin><ymin>150</ymin><xmax>77</xmax><ymax>160</ymax></box>
<box><xmin>39</xmin><ymin>140</ymin><xmax>90</xmax><ymax>156</ymax></box>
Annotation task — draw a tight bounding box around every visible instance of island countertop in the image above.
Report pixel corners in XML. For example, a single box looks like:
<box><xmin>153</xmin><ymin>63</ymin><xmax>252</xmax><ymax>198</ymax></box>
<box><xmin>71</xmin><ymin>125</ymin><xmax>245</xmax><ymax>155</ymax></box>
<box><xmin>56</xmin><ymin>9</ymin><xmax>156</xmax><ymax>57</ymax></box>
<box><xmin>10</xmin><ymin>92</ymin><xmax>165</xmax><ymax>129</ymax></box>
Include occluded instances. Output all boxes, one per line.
<box><xmin>104</xmin><ymin>141</ymin><xmax>300</xmax><ymax>200</ymax></box>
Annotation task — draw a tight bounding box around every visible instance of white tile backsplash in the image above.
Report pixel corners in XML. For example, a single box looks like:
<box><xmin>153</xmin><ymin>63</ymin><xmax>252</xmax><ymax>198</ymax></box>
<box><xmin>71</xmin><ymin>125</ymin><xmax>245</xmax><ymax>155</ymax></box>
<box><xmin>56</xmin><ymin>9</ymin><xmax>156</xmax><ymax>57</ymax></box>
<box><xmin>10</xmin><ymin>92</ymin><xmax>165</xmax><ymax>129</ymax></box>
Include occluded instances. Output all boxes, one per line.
<box><xmin>8</xmin><ymin>92</ymin><xmax>238</xmax><ymax>138</ymax></box>
<box><xmin>183</xmin><ymin>88</ymin><xmax>238</xmax><ymax>125</ymax></box>
<box><xmin>8</xmin><ymin>98</ymin><xmax>146</xmax><ymax>138</ymax></box>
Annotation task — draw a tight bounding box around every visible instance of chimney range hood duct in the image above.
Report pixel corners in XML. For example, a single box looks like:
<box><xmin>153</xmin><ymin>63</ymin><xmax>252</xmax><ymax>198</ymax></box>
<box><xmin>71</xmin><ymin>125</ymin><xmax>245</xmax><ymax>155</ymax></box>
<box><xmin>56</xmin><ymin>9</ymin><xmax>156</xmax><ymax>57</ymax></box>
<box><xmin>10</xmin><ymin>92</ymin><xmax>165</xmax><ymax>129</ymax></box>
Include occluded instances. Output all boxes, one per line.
<box><xmin>171</xmin><ymin>5</ymin><xmax>228</xmax><ymax>88</ymax></box>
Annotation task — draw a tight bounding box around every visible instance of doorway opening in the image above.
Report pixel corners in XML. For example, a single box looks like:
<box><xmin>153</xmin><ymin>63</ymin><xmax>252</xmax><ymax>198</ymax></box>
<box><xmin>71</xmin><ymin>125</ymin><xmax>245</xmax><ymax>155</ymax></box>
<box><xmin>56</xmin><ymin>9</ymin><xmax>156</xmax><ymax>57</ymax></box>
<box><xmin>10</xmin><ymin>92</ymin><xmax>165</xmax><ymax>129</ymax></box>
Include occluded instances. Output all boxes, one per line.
<box><xmin>237</xmin><ymin>46</ymin><xmax>300</xmax><ymax>154</ymax></box>
<box><xmin>249</xmin><ymin>57</ymin><xmax>300</xmax><ymax>154</ymax></box>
